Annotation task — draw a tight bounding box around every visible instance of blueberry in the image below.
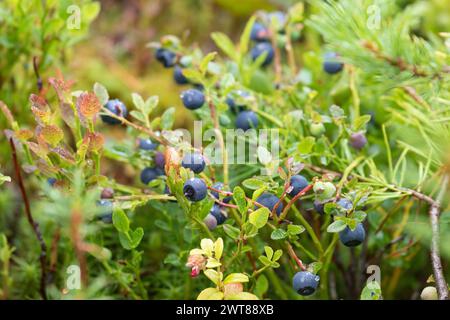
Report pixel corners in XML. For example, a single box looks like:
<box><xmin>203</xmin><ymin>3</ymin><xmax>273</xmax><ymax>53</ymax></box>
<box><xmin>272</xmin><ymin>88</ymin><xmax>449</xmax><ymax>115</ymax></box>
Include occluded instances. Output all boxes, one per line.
<box><xmin>154</xmin><ymin>151</ymin><xmax>165</xmax><ymax>169</ymax></box>
<box><xmin>47</xmin><ymin>178</ymin><xmax>57</xmax><ymax>186</ymax></box>
<box><xmin>203</xmin><ymin>214</ymin><xmax>218</xmax><ymax>231</ymax></box>
<box><xmin>313</xmin><ymin>200</ymin><xmax>325</xmax><ymax>214</ymax></box>
<box><xmin>181</xmin><ymin>89</ymin><xmax>205</xmax><ymax>110</ymax></box>
<box><xmin>101</xmin><ymin>99</ymin><xmax>128</xmax><ymax>125</ymax></box>
<box><xmin>183</xmin><ymin>178</ymin><xmax>208</xmax><ymax>202</ymax></box>
<box><xmin>336</xmin><ymin>198</ymin><xmax>353</xmax><ymax>211</ymax></box>
<box><xmin>101</xmin><ymin>187</ymin><xmax>114</xmax><ymax>199</ymax></box>
<box><xmin>97</xmin><ymin>199</ymin><xmax>113</xmax><ymax>224</ymax></box>
<box><xmin>211</xmin><ymin>182</ymin><xmax>232</xmax><ymax>203</ymax></box>
<box><xmin>210</xmin><ymin>204</ymin><xmax>227</xmax><ymax>225</ymax></box>
<box><xmin>292</xmin><ymin>271</ymin><xmax>320</xmax><ymax>296</ymax></box>
<box><xmin>140</xmin><ymin>167</ymin><xmax>163</xmax><ymax>185</ymax></box>
<box><xmin>236</xmin><ymin>110</ymin><xmax>258</xmax><ymax>131</ymax></box>
<box><xmin>255</xmin><ymin>193</ymin><xmax>283</xmax><ymax>216</ymax></box>
<box><xmin>339</xmin><ymin>223</ymin><xmax>365</xmax><ymax>247</ymax></box>
<box><xmin>155</xmin><ymin>48</ymin><xmax>176</xmax><ymax>68</ymax></box>
<box><xmin>250</xmin><ymin>42</ymin><xmax>274</xmax><ymax>66</ymax></box>
<box><xmin>226</xmin><ymin>90</ymin><xmax>250</xmax><ymax>113</ymax></box>
<box><xmin>139</xmin><ymin>138</ymin><xmax>157</xmax><ymax>150</ymax></box>
<box><xmin>181</xmin><ymin>152</ymin><xmax>206</xmax><ymax>174</ymax></box>
<box><xmin>288</xmin><ymin>175</ymin><xmax>309</xmax><ymax>197</ymax></box>
<box><xmin>250</xmin><ymin>22</ymin><xmax>269</xmax><ymax>41</ymax></box>
<box><xmin>323</xmin><ymin>52</ymin><xmax>344</xmax><ymax>74</ymax></box>
<box><xmin>173</xmin><ymin>65</ymin><xmax>189</xmax><ymax>85</ymax></box>
<box><xmin>349</xmin><ymin>132</ymin><xmax>367</xmax><ymax>150</ymax></box>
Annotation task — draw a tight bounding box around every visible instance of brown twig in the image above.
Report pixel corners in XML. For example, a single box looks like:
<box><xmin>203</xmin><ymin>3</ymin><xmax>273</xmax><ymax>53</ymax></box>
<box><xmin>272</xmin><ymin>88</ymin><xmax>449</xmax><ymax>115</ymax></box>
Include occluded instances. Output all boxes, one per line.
<box><xmin>429</xmin><ymin>203</ymin><xmax>448</xmax><ymax>300</ymax></box>
<box><xmin>70</xmin><ymin>209</ymin><xmax>88</xmax><ymax>287</ymax></box>
<box><xmin>286</xmin><ymin>242</ymin><xmax>306</xmax><ymax>271</ymax></box>
<box><xmin>9</xmin><ymin>138</ymin><xmax>47</xmax><ymax>300</ymax></box>
<box><xmin>278</xmin><ymin>184</ymin><xmax>313</xmax><ymax>222</ymax></box>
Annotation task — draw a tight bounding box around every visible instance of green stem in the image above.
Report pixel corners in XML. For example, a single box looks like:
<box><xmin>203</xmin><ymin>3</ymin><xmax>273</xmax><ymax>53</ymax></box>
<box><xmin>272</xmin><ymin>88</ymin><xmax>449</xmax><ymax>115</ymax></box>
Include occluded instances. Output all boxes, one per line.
<box><xmin>292</xmin><ymin>206</ymin><xmax>323</xmax><ymax>255</ymax></box>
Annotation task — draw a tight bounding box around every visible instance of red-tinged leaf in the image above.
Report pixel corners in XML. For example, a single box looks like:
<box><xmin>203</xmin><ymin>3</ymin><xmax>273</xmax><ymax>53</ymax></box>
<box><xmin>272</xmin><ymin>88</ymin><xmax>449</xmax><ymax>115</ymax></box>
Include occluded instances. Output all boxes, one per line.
<box><xmin>39</xmin><ymin>125</ymin><xmax>64</xmax><ymax>147</ymax></box>
<box><xmin>50</xmin><ymin>147</ymin><xmax>75</xmax><ymax>162</ymax></box>
<box><xmin>27</xmin><ymin>141</ymin><xmax>48</xmax><ymax>159</ymax></box>
<box><xmin>77</xmin><ymin>92</ymin><xmax>101</xmax><ymax>119</ymax></box>
<box><xmin>15</xmin><ymin>129</ymin><xmax>34</xmax><ymax>141</ymax></box>
<box><xmin>87</xmin><ymin>132</ymin><xmax>105</xmax><ymax>152</ymax></box>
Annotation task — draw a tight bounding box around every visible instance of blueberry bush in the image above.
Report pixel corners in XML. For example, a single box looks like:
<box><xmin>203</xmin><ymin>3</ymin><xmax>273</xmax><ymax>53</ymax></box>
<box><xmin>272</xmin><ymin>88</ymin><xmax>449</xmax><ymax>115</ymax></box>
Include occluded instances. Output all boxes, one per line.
<box><xmin>0</xmin><ymin>0</ymin><xmax>449</xmax><ymax>300</ymax></box>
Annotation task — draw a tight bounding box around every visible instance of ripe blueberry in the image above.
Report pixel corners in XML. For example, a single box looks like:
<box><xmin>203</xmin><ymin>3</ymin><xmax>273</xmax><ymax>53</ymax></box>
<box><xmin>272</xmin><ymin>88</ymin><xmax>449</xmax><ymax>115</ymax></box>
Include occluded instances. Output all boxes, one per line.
<box><xmin>339</xmin><ymin>223</ymin><xmax>365</xmax><ymax>247</ymax></box>
<box><xmin>288</xmin><ymin>175</ymin><xmax>309</xmax><ymax>197</ymax></box>
<box><xmin>181</xmin><ymin>152</ymin><xmax>206</xmax><ymax>174</ymax></box>
<box><xmin>154</xmin><ymin>151</ymin><xmax>165</xmax><ymax>169</ymax></box>
<box><xmin>155</xmin><ymin>48</ymin><xmax>176</xmax><ymax>68</ymax></box>
<box><xmin>210</xmin><ymin>204</ymin><xmax>227</xmax><ymax>225</ymax></box>
<box><xmin>292</xmin><ymin>271</ymin><xmax>320</xmax><ymax>296</ymax></box>
<box><xmin>101</xmin><ymin>99</ymin><xmax>128</xmax><ymax>125</ymax></box>
<box><xmin>255</xmin><ymin>193</ymin><xmax>283</xmax><ymax>216</ymax></box>
<box><xmin>236</xmin><ymin>110</ymin><xmax>258</xmax><ymax>131</ymax></box>
<box><xmin>211</xmin><ymin>182</ymin><xmax>232</xmax><ymax>203</ymax></box>
<box><xmin>323</xmin><ymin>52</ymin><xmax>344</xmax><ymax>74</ymax></box>
<box><xmin>183</xmin><ymin>178</ymin><xmax>208</xmax><ymax>202</ymax></box>
<box><xmin>203</xmin><ymin>214</ymin><xmax>218</xmax><ymax>231</ymax></box>
<box><xmin>173</xmin><ymin>65</ymin><xmax>189</xmax><ymax>85</ymax></box>
<box><xmin>313</xmin><ymin>200</ymin><xmax>325</xmax><ymax>215</ymax></box>
<box><xmin>349</xmin><ymin>132</ymin><xmax>367</xmax><ymax>150</ymax></box>
<box><xmin>140</xmin><ymin>167</ymin><xmax>163</xmax><ymax>185</ymax></box>
<box><xmin>226</xmin><ymin>90</ymin><xmax>250</xmax><ymax>113</ymax></box>
<box><xmin>336</xmin><ymin>198</ymin><xmax>353</xmax><ymax>211</ymax></box>
<box><xmin>181</xmin><ymin>89</ymin><xmax>205</xmax><ymax>110</ymax></box>
<box><xmin>250</xmin><ymin>22</ymin><xmax>269</xmax><ymax>41</ymax></box>
<box><xmin>97</xmin><ymin>199</ymin><xmax>113</xmax><ymax>224</ymax></box>
<box><xmin>47</xmin><ymin>178</ymin><xmax>57</xmax><ymax>186</ymax></box>
<box><xmin>250</xmin><ymin>42</ymin><xmax>274</xmax><ymax>66</ymax></box>
<box><xmin>139</xmin><ymin>138</ymin><xmax>157</xmax><ymax>150</ymax></box>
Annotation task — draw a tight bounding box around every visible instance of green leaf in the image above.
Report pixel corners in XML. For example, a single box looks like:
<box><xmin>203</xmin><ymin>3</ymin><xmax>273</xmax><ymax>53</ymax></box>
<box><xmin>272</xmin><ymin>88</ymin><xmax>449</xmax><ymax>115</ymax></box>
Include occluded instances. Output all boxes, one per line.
<box><xmin>211</xmin><ymin>32</ymin><xmax>238</xmax><ymax>61</ymax></box>
<box><xmin>129</xmin><ymin>227</ymin><xmax>144</xmax><ymax>248</ymax></box>
<box><xmin>0</xmin><ymin>173</ymin><xmax>11</xmax><ymax>186</ymax></box>
<box><xmin>112</xmin><ymin>208</ymin><xmax>129</xmax><ymax>233</ymax></box>
<box><xmin>264</xmin><ymin>246</ymin><xmax>274</xmax><ymax>260</ymax></box>
<box><xmin>353</xmin><ymin>114</ymin><xmax>371</xmax><ymax>131</ymax></box>
<box><xmin>258</xmin><ymin>255</ymin><xmax>272</xmax><ymax>266</ymax></box>
<box><xmin>131</xmin><ymin>93</ymin><xmax>145</xmax><ymax>110</ymax></box>
<box><xmin>225</xmin><ymin>292</ymin><xmax>258</xmax><ymax>300</ymax></box>
<box><xmin>239</xmin><ymin>15</ymin><xmax>256</xmax><ymax>57</ymax></box>
<box><xmin>254</xmin><ymin>275</ymin><xmax>269</xmax><ymax>297</ymax></box>
<box><xmin>242</xmin><ymin>178</ymin><xmax>267</xmax><ymax>190</ymax></box>
<box><xmin>307</xmin><ymin>262</ymin><xmax>323</xmax><ymax>274</ymax></box>
<box><xmin>361</xmin><ymin>281</ymin><xmax>382</xmax><ymax>300</ymax></box>
<box><xmin>204</xmin><ymin>269</ymin><xmax>221</xmax><ymax>285</ymax></box>
<box><xmin>93</xmin><ymin>82</ymin><xmax>109</xmax><ymax>105</ymax></box>
<box><xmin>223</xmin><ymin>273</ymin><xmax>249</xmax><ymax>284</ymax></box>
<box><xmin>197</xmin><ymin>287</ymin><xmax>224</xmax><ymax>300</ymax></box>
<box><xmin>233</xmin><ymin>186</ymin><xmax>247</xmax><ymax>214</ymax></box>
<box><xmin>223</xmin><ymin>224</ymin><xmax>240</xmax><ymax>240</ymax></box>
<box><xmin>272</xmin><ymin>249</ymin><xmax>283</xmax><ymax>262</ymax></box>
<box><xmin>270</xmin><ymin>228</ymin><xmax>288</xmax><ymax>240</ymax></box>
<box><xmin>249</xmin><ymin>207</ymin><xmax>270</xmax><ymax>229</ymax></box>
<box><xmin>327</xmin><ymin>220</ymin><xmax>347</xmax><ymax>233</ymax></box>
<box><xmin>200</xmin><ymin>52</ymin><xmax>217</xmax><ymax>75</ymax></box>
<box><xmin>252</xmin><ymin>186</ymin><xmax>267</xmax><ymax>201</ymax></box>
<box><xmin>287</xmin><ymin>224</ymin><xmax>305</xmax><ymax>235</ymax></box>
<box><xmin>161</xmin><ymin>107</ymin><xmax>175</xmax><ymax>129</ymax></box>
<box><xmin>298</xmin><ymin>136</ymin><xmax>316</xmax><ymax>154</ymax></box>
<box><xmin>353</xmin><ymin>211</ymin><xmax>367</xmax><ymax>223</ymax></box>
<box><xmin>324</xmin><ymin>202</ymin><xmax>338</xmax><ymax>215</ymax></box>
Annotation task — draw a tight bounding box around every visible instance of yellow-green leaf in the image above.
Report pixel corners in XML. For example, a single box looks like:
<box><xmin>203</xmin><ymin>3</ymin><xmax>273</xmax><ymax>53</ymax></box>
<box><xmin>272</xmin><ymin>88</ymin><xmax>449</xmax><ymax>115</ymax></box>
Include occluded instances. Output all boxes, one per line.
<box><xmin>197</xmin><ymin>287</ymin><xmax>224</xmax><ymax>300</ymax></box>
<box><xmin>214</xmin><ymin>237</ymin><xmax>224</xmax><ymax>260</ymax></box>
<box><xmin>223</xmin><ymin>273</ymin><xmax>249</xmax><ymax>284</ymax></box>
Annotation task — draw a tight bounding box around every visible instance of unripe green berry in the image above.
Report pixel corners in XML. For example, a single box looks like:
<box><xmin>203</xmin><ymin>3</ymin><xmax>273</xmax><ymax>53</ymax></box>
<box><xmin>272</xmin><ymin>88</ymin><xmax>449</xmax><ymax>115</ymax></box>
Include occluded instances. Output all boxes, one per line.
<box><xmin>310</xmin><ymin>122</ymin><xmax>325</xmax><ymax>137</ymax></box>
<box><xmin>420</xmin><ymin>286</ymin><xmax>438</xmax><ymax>300</ymax></box>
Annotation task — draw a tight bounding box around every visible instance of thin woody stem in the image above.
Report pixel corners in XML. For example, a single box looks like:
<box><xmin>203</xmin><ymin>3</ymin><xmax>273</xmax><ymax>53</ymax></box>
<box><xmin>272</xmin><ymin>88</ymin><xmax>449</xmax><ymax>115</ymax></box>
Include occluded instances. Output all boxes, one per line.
<box><xmin>9</xmin><ymin>138</ymin><xmax>48</xmax><ymax>300</ymax></box>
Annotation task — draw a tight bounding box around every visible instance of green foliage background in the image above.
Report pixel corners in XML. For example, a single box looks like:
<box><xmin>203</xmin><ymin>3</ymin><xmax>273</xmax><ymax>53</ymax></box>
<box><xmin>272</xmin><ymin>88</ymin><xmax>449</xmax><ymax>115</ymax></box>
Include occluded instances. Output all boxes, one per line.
<box><xmin>0</xmin><ymin>0</ymin><xmax>449</xmax><ymax>300</ymax></box>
